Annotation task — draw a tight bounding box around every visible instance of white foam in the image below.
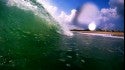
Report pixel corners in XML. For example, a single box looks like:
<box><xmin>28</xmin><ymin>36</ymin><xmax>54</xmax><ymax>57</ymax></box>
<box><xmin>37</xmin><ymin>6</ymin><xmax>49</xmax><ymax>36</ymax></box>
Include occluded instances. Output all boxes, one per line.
<box><xmin>7</xmin><ymin>0</ymin><xmax>55</xmax><ymax>23</ymax></box>
<box><xmin>82</xmin><ymin>33</ymin><xmax>124</xmax><ymax>39</ymax></box>
<box><xmin>7</xmin><ymin>0</ymin><xmax>38</xmax><ymax>12</ymax></box>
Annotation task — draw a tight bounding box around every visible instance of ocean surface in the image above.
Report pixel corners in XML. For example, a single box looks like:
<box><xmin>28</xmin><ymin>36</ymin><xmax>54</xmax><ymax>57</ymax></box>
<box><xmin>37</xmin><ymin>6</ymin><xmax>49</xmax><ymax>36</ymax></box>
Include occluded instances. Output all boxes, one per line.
<box><xmin>0</xmin><ymin>0</ymin><xmax>124</xmax><ymax>70</ymax></box>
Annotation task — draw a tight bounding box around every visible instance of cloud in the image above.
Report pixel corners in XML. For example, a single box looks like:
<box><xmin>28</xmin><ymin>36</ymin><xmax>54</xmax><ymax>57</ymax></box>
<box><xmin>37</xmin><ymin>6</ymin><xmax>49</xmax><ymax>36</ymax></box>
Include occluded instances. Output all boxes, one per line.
<box><xmin>98</xmin><ymin>0</ymin><xmax>124</xmax><ymax>30</ymax></box>
<box><xmin>103</xmin><ymin>23</ymin><xmax>115</xmax><ymax>30</ymax></box>
<box><xmin>109</xmin><ymin>0</ymin><xmax>124</xmax><ymax>16</ymax></box>
<box><xmin>74</xmin><ymin>1</ymin><xmax>123</xmax><ymax>30</ymax></box>
<box><xmin>36</xmin><ymin>0</ymin><xmax>77</xmax><ymax>36</ymax></box>
<box><xmin>58</xmin><ymin>9</ymin><xmax>76</xmax><ymax>23</ymax></box>
<box><xmin>99</xmin><ymin>8</ymin><xmax>119</xmax><ymax>22</ymax></box>
<box><xmin>77</xmin><ymin>3</ymin><xmax>100</xmax><ymax>25</ymax></box>
<box><xmin>98</xmin><ymin>7</ymin><xmax>124</xmax><ymax>30</ymax></box>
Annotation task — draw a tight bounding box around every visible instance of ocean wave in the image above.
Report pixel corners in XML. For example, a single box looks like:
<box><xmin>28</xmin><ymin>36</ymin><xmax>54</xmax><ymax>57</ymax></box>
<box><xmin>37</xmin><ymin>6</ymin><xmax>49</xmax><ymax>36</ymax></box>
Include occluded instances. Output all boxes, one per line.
<box><xmin>7</xmin><ymin>0</ymin><xmax>73</xmax><ymax>36</ymax></box>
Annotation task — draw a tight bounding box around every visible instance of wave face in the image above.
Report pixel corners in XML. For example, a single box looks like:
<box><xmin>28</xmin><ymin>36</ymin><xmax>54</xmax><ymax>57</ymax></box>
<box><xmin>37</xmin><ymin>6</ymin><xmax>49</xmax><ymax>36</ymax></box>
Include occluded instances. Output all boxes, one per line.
<box><xmin>0</xmin><ymin>0</ymin><xmax>62</xmax><ymax>69</ymax></box>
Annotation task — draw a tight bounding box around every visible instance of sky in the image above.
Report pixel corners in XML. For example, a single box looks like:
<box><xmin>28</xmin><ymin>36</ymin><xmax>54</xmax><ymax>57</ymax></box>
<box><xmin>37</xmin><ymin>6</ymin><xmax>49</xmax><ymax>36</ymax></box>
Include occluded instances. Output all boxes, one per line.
<box><xmin>37</xmin><ymin>0</ymin><xmax>124</xmax><ymax>31</ymax></box>
<box><xmin>50</xmin><ymin>0</ymin><xmax>110</xmax><ymax>14</ymax></box>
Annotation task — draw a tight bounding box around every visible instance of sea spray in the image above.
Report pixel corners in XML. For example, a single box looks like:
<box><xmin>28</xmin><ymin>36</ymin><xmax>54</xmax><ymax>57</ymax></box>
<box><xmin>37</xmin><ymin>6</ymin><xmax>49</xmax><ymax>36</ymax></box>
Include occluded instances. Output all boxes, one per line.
<box><xmin>36</xmin><ymin>0</ymin><xmax>74</xmax><ymax>36</ymax></box>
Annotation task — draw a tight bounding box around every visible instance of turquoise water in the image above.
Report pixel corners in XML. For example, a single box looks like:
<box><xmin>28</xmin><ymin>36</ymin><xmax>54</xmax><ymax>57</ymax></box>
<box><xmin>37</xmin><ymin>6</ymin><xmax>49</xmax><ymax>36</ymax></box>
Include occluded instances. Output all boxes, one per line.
<box><xmin>0</xmin><ymin>0</ymin><xmax>124</xmax><ymax>70</ymax></box>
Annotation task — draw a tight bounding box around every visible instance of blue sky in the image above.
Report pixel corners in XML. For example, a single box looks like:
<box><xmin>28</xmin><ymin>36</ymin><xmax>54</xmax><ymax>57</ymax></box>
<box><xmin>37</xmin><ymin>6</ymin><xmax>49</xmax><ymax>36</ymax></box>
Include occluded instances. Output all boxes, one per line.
<box><xmin>50</xmin><ymin>0</ymin><xmax>110</xmax><ymax>14</ymax></box>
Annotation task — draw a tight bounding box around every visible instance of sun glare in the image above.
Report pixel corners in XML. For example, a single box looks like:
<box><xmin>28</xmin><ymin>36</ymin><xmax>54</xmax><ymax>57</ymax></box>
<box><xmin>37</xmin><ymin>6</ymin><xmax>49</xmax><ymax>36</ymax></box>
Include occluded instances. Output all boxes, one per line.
<box><xmin>88</xmin><ymin>22</ymin><xmax>96</xmax><ymax>31</ymax></box>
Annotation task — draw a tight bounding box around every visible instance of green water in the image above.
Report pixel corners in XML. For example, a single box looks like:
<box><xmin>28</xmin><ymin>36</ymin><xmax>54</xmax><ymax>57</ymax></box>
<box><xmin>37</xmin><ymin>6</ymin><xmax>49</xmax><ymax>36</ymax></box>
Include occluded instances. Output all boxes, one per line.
<box><xmin>0</xmin><ymin>0</ymin><xmax>124</xmax><ymax>70</ymax></box>
<box><xmin>0</xmin><ymin>0</ymin><xmax>61</xmax><ymax>70</ymax></box>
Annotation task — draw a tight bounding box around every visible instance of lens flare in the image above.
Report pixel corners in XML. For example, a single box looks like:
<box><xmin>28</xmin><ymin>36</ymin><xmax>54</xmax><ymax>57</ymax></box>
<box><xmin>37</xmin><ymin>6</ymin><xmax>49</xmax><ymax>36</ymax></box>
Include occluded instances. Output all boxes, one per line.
<box><xmin>88</xmin><ymin>22</ymin><xmax>96</xmax><ymax>31</ymax></box>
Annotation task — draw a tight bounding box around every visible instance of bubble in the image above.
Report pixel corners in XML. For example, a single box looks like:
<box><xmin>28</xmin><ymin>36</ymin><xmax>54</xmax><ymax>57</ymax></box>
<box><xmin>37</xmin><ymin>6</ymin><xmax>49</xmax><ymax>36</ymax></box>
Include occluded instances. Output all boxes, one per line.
<box><xmin>75</xmin><ymin>49</ymin><xmax>79</xmax><ymax>51</ymax></box>
<box><xmin>66</xmin><ymin>64</ymin><xmax>71</xmax><ymax>67</ymax></box>
<box><xmin>58</xmin><ymin>59</ymin><xmax>65</xmax><ymax>62</ymax></box>
<box><xmin>0</xmin><ymin>56</ymin><xmax>3</xmax><ymax>58</ymax></box>
<box><xmin>67</xmin><ymin>56</ymin><xmax>72</xmax><ymax>58</ymax></box>
<box><xmin>81</xmin><ymin>59</ymin><xmax>85</xmax><ymax>63</ymax></box>
<box><xmin>9</xmin><ymin>60</ymin><xmax>13</xmax><ymax>63</ymax></box>
<box><xmin>67</xmin><ymin>49</ymin><xmax>72</xmax><ymax>52</ymax></box>
<box><xmin>76</xmin><ymin>54</ymin><xmax>79</xmax><ymax>56</ymax></box>
<box><xmin>25</xmin><ymin>31</ymin><xmax>31</xmax><ymax>34</ymax></box>
<box><xmin>22</xmin><ymin>35</ymin><xmax>26</xmax><ymax>37</ymax></box>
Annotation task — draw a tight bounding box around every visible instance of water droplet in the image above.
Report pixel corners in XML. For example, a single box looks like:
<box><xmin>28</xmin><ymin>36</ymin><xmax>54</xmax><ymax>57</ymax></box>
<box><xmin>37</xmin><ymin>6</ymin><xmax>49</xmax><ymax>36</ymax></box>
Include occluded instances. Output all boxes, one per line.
<box><xmin>58</xmin><ymin>59</ymin><xmax>65</xmax><ymax>62</ymax></box>
<box><xmin>108</xmin><ymin>49</ymin><xmax>114</xmax><ymax>52</ymax></box>
<box><xmin>35</xmin><ymin>37</ymin><xmax>38</xmax><ymax>39</ymax></box>
<box><xmin>66</xmin><ymin>64</ymin><xmax>71</xmax><ymax>67</ymax></box>
<box><xmin>67</xmin><ymin>49</ymin><xmax>72</xmax><ymax>52</ymax></box>
<box><xmin>25</xmin><ymin>32</ymin><xmax>30</xmax><ymax>34</ymax></box>
<box><xmin>43</xmin><ymin>53</ymin><xmax>47</xmax><ymax>56</ymax></box>
<box><xmin>81</xmin><ymin>59</ymin><xmax>85</xmax><ymax>63</ymax></box>
<box><xmin>3</xmin><ymin>62</ymin><xmax>6</xmax><ymax>64</ymax></box>
<box><xmin>46</xmin><ymin>35</ymin><xmax>50</xmax><ymax>36</ymax></box>
<box><xmin>12</xmin><ymin>63</ymin><xmax>15</xmax><ymax>67</ymax></box>
<box><xmin>76</xmin><ymin>54</ymin><xmax>79</xmax><ymax>56</ymax></box>
<box><xmin>34</xmin><ymin>34</ymin><xmax>38</xmax><ymax>36</ymax></box>
<box><xmin>75</xmin><ymin>49</ymin><xmax>79</xmax><ymax>51</ymax></box>
<box><xmin>10</xmin><ymin>31</ymin><xmax>13</xmax><ymax>33</ymax></box>
<box><xmin>17</xmin><ymin>27</ymin><xmax>21</xmax><ymax>30</ymax></box>
<box><xmin>86</xmin><ymin>42</ymin><xmax>90</xmax><ymax>45</ymax></box>
<box><xmin>9</xmin><ymin>60</ymin><xmax>13</xmax><ymax>63</ymax></box>
<box><xmin>64</xmin><ymin>43</ymin><xmax>68</xmax><ymax>45</ymax></box>
<box><xmin>67</xmin><ymin>56</ymin><xmax>72</xmax><ymax>58</ymax></box>
<box><xmin>22</xmin><ymin>35</ymin><xmax>26</xmax><ymax>37</ymax></box>
<box><xmin>1</xmin><ymin>63</ymin><xmax>4</xmax><ymax>65</ymax></box>
<box><xmin>0</xmin><ymin>56</ymin><xmax>3</xmax><ymax>58</ymax></box>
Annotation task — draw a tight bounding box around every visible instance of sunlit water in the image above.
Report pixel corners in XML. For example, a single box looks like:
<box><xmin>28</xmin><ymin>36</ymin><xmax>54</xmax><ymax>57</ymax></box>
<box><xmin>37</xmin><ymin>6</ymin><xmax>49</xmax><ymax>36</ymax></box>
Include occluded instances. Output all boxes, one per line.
<box><xmin>0</xmin><ymin>0</ymin><xmax>124</xmax><ymax>70</ymax></box>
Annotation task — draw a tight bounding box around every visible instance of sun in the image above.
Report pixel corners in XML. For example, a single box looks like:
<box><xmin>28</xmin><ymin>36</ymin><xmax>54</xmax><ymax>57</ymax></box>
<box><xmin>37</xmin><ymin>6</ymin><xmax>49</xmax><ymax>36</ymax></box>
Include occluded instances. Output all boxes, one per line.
<box><xmin>88</xmin><ymin>22</ymin><xmax>96</xmax><ymax>31</ymax></box>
